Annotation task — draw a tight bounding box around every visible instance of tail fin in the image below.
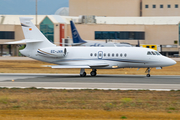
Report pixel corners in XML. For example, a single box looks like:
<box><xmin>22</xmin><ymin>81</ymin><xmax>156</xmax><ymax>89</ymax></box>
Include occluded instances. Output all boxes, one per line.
<box><xmin>70</xmin><ymin>21</ymin><xmax>86</xmax><ymax>43</ymax></box>
<box><xmin>20</xmin><ymin>17</ymin><xmax>55</xmax><ymax>48</ymax></box>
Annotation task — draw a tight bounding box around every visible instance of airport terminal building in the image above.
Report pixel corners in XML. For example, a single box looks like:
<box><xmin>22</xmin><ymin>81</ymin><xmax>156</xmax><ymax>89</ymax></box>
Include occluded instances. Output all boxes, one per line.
<box><xmin>1</xmin><ymin>0</ymin><xmax>180</xmax><ymax>56</ymax></box>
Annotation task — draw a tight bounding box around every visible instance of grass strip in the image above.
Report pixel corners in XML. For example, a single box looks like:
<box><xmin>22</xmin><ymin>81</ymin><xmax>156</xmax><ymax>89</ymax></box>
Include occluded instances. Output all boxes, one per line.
<box><xmin>0</xmin><ymin>89</ymin><xmax>180</xmax><ymax>119</ymax></box>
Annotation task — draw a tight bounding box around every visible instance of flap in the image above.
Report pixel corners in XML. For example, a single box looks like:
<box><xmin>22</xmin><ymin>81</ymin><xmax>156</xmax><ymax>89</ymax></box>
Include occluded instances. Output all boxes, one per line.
<box><xmin>51</xmin><ymin>65</ymin><xmax>90</xmax><ymax>68</ymax></box>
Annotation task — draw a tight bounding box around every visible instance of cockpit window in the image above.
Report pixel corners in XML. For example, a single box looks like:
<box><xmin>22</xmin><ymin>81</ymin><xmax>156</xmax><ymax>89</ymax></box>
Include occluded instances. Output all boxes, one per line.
<box><xmin>151</xmin><ymin>51</ymin><xmax>156</xmax><ymax>55</ymax></box>
<box><xmin>148</xmin><ymin>51</ymin><xmax>161</xmax><ymax>55</ymax></box>
<box><xmin>147</xmin><ymin>51</ymin><xmax>152</xmax><ymax>55</ymax></box>
<box><xmin>155</xmin><ymin>51</ymin><xmax>161</xmax><ymax>55</ymax></box>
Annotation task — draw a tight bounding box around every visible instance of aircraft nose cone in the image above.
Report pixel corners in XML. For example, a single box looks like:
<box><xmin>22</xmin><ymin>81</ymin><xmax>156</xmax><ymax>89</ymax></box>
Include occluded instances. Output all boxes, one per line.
<box><xmin>167</xmin><ymin>58</ymin><xmax>176</xmax><ymax>66</ymax></box>
<box><xmin>160</xmin><ymin>57</ymin><xmax>176</xmax><ymax>67</ymax></box>
<box><xmin>171</xmin><ymin>59</ymin><xmax>176</xmax><ymax>65</ymax></box>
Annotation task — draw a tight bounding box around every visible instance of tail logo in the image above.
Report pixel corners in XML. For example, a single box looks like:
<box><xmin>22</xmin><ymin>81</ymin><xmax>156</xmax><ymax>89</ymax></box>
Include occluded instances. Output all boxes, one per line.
<box><xmin>72</xmin><ymin>29</ymin><xmax>78</xmax><ymax>38</ymax></box>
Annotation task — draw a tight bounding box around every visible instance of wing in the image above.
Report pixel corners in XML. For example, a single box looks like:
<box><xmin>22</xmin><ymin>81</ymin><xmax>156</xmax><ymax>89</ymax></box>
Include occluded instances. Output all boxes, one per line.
<box><xmin>49</xmin><ymin>63</ymin><xmax>109</xmax><ymax>68</ymax></box>
<box><xmin>51</xmin><ymin>65</ymin><xmax>90</xmax><ymax>68</ymax></box>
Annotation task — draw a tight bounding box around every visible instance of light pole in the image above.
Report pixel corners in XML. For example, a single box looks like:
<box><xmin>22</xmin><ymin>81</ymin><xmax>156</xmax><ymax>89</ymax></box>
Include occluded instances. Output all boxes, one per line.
<box><xmin>36</xmin><ymin>0</ymin><xmax>38</xmax><ymax>26</ymax></box>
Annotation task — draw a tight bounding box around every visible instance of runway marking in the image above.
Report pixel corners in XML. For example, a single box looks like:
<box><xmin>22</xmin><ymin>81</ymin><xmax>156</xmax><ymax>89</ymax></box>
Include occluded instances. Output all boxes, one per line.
<box><xmin>0</xmin><ymin>86</ymin><xmax>178</xmax><ymax>91</ymax></box>
<box><xmin>0</xmin><ymin>82</ymin><xmax>179</xmax><ymax>91</ymax></box>
<box><xmin>1</xmin><ymin>73</ymin><xmax>180</xmax><ymax>91</ymax></box>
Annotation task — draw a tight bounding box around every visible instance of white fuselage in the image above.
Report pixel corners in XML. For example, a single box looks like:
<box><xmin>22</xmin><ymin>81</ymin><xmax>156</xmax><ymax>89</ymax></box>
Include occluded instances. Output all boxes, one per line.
<box><xmin>20</xmin><ymin>46</ymin><xmax>176</xmax><ymax>69</ymax></box>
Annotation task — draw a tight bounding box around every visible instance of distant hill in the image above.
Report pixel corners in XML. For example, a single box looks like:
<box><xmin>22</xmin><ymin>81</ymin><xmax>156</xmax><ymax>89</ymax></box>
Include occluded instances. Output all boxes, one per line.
<box><xmin>0</xmin><ymin>0</ymin><xmax>69</xmax><ymax>15</ymax></box>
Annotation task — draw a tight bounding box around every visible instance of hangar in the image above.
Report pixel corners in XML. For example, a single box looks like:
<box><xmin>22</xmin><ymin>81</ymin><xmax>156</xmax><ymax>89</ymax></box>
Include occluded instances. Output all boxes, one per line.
<box><xmin>1</xmin><ymin>0</ymin><xmax>180</xmax><ymax>56</ymax></box>
<box><xmin>0</xmin><ymin>15</ymin><xmax>180</xmax><ymax>56</ymax></box>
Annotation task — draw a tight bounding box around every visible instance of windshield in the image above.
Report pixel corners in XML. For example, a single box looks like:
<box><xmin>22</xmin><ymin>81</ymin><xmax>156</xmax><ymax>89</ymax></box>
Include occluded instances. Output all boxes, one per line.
<box><xmin>147</xmin><ymin>51</ymin><xmax>161</xmax><ymax>55</ymax></box>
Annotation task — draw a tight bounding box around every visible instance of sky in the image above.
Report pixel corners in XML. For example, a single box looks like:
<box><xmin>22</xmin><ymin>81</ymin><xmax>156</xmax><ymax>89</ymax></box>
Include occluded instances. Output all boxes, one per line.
<box><xmin>0</xmin><ymin>0</ymin><xmax>69</xmax><ymax>15</ymax></box>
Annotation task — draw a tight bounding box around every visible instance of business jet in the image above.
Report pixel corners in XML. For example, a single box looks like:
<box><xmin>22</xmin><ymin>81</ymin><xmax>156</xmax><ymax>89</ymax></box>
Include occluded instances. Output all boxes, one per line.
<box><xmin>70</xmin><ymin>21</ymin><xmax>132</xmax><ymax>47</ymax></box>
<box><xmin>8</xmin><ymin>17</ymin><xmax>176</xmax><ymax>77</ymax></box>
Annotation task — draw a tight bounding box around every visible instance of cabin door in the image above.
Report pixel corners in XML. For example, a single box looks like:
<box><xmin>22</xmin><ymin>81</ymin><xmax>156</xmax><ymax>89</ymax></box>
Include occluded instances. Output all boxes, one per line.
<box><xmin>98</xmin><ymin>51</ymin><xmax>103</xmax><ymax>59</ymax></box>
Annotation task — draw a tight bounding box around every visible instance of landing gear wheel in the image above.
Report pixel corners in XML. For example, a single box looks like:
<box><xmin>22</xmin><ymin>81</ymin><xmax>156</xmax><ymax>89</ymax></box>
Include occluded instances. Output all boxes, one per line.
<box><xmin>146</xmin><ymin>74</ymin><xmax>150</xmax><ymax>77</ymax></box>
<box><xmin>80</xmin><ymin>72</ymin><xmax>86</xmax><ymax>77</ymax></box>
<box><xmin>90</xmin><ymin>71</ymin><xmax>97</xmax><ymax>76</ymax></box>
<box><xmin>145</xmin><ymin>67</ymin><xmax>151</xmax><ymax>77</ymax></box>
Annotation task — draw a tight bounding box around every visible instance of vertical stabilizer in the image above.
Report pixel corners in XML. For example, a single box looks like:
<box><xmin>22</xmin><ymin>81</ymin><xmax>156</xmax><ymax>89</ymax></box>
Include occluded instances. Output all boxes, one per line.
<box><xmin>70</xmin><ymin>21</ymin><xmax>86</xmax><ymax>43</ymax></box>
<box><xmin>20</xmin><ymin>17</ymin><xmax>55</xmax><ymax>48</ymax></box>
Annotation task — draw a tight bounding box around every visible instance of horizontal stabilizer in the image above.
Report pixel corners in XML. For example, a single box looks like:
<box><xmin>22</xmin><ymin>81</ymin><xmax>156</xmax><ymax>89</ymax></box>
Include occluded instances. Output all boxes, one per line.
<box><xmin>51</xmin><ymin>65</ymin><xmax>90</xmax><ymax>68</ymax></box>
<box><xmin>6</xmin><ymin>39</ymin><xmax>43</xmax><ymax>44</ymax></box>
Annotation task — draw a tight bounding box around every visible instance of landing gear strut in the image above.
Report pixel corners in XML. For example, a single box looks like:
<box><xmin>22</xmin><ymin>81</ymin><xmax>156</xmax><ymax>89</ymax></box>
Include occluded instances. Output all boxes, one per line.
<box><xmin>90</xmin><ymin>69</ymin><xmax>97</xmax><ymax>76</ymax></box>
<box><xmin>145</xmin><ymin>67</ymin><xmax>151</xmax><ymax>77</ymax></box>
<box><xmin>80</xmin><ymin>68</ymin><xmax>86</xmax><ymax>77</ymax></box>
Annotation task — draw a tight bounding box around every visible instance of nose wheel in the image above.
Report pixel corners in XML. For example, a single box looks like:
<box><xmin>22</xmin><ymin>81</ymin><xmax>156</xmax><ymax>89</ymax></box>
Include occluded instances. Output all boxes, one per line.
<box><xmin>146</xmin><ymin>74</ymin><xmax>150</xmax><ymax>77</ymax></box>
<box><xmin>90</xmin><ymin>69</ymin><xmax>97</xmax><ymax>76</ymax></box>
<box><xmin>145</xmin><ymin>67</ymin><xmax>151</xmax><ymax>77</ymax></box>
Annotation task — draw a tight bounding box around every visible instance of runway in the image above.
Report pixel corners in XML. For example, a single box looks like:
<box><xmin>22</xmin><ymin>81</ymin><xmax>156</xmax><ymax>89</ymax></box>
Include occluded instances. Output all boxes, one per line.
<box><xmin>0</xmin><ymin>73</ymin><xmax>180</xmax><ymax>91</ymax></box>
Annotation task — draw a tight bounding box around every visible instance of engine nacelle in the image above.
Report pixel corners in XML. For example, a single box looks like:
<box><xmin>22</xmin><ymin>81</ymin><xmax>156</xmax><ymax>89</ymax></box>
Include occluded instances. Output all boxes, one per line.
<box><xmin>37</xmin><ymin>47</ymin><xmax>67</xmax><ymax>58</ymax></box>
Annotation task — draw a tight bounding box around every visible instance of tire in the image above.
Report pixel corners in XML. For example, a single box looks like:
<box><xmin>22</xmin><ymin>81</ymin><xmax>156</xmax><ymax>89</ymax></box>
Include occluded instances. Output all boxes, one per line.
<box><xmin>146</xmin><ymin>74</ymin><xmax>150</xmax><ymax>77</ymax></box>
<box><xmin>80</xmin><ymin>72</ymin><xmax>86</xmax><ymax>77</ymax></box>
<box><xmin>90</xmin><ymin>71</ymin><xmax>96</xmax><ymax>76</ymax></box>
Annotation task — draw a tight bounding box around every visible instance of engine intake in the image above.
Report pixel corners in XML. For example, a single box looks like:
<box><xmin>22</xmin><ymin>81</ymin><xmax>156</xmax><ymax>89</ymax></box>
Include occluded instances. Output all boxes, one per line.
<box><xmin>37</xmin><ymin>48</ymin><xmax>67</xmax><ymax>58</ymax></box>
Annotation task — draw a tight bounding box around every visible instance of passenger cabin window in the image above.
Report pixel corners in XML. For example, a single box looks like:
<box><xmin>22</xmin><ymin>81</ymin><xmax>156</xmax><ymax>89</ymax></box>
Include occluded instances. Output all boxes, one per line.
<box><xmin>120</xmin><ymin>53</ymin><xmax>122</xmax><ymax>57</ymax></box>
<box><xmin>112</xmin><ymin>53</ymin><xmax>114</xmax><ymax>57</ymax></box>
<box><xmin>108</xmin><ymin>53</ymin><xmax>110</xmax><ymax>57</ymax></box>
<box><xmin>146</xmin><ymin>46</ymin><xmax>150</xmax><ymax>48</ymax></box>
<box><xmin>104</xmin><ymin>53</ymin><xmax>106</xmax><ymax>57</ymax></box>
<box><xmin>147</xmin><ymin>51</ymin><xmax>152</xmax><ymax>55</ymax></box>
<box><xmin>94</xmin><ymin>53</ymin><xmax>97</xmax><ymax>56</ymax></box>
<box><xmin>124</xmin><ymin>54</ymin><xmax>127</xmax><ymax>57</ymax></box>
<box><xmin>90</xmin><ymin>53</ymin><xmax>93</xmax><ymax>56</ymax></box>
<box><xmin>116</xmin><ymin>53</ymin><xmax>118</xmax><ymax>57</ymax></box>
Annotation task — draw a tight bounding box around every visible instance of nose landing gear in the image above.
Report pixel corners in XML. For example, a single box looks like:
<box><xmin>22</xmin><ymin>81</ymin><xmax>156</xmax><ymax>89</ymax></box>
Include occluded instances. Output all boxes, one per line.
<box><xmin>145</xmin><ymin>67</ymin><xmax>151</xmax><ymax>77</ymax></box>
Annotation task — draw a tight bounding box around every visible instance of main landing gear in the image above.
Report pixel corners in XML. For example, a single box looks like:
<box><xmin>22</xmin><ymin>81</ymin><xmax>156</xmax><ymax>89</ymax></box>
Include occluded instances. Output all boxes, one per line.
<box><xmin>145</xmin><ymin>67</ymin><xmax>151</xmax><ymax>77</ymax></box>
<box><xmin>80</xmin><ymin>68</ymin><xmax>97</xmax><ymax>77</ymax></box>
<box><xmin>90</xmin><ymin>69</ymin><xmax>97</xmax><ymax>76</ymax></box>
<box><xmin>80</xmin><ymin>68</ymin><xmax>86</xmax><ymax>77</ymax></box>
